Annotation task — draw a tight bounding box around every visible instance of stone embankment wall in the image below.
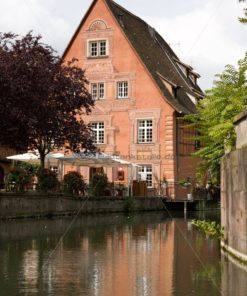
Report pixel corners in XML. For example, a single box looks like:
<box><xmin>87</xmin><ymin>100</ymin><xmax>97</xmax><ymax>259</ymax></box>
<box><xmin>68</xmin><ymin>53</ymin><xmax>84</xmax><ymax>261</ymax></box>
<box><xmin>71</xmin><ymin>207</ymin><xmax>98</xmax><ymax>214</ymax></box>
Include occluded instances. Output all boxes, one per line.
<box><xmin>221</xmin><ymin>110</ymin><xmax>247</xmax><ymax>263</ymax></box>
<box><xmin>0</xmin><ymin>194</ymin><xmax>165</xmax><ymax>219</ymax></box>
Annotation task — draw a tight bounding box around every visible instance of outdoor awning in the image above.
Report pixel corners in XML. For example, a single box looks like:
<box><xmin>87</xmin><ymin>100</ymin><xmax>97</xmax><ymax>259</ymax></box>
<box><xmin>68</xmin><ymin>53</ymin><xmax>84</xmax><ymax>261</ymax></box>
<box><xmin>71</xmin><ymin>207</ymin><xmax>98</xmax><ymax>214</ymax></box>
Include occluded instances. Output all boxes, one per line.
<box><xmin>6</xmin><ymin>151</ymin><xmax>138</xmax><ymax>168</ymax></box>
<box><xmin>56</xmin><ymin>152</ymin><xmax>139</xmax><ymax>168</ymax></box>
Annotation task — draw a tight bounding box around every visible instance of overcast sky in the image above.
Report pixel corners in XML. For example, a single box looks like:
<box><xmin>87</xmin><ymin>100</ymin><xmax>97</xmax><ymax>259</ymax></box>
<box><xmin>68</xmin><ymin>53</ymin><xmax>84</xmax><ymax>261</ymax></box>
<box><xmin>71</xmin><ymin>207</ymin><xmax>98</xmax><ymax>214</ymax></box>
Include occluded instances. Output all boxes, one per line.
<box><xmin>0</xmin><ymin>0</ymin><xmax>246</xmax><ymax>90</ymax></box>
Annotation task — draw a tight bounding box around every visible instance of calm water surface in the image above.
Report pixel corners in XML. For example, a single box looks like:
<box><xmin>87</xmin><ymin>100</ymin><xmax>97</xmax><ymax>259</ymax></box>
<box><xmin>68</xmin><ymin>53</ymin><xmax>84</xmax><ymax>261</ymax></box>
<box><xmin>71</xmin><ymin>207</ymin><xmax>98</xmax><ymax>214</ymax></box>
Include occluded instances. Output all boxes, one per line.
<box><xmin>0</xmin><ymin>211</ymin><xmax>246</xmax><ymax>296</ymax></box>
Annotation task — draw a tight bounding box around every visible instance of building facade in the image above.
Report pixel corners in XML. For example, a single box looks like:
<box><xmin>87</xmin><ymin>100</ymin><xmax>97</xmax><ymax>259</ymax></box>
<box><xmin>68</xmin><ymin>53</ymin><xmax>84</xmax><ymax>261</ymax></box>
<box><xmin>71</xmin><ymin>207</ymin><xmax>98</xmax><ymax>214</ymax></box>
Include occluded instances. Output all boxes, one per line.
<box><xmin>63</xmin><ymin>0</ymin><xmax>203</xmax><ymax>198</ymax></box>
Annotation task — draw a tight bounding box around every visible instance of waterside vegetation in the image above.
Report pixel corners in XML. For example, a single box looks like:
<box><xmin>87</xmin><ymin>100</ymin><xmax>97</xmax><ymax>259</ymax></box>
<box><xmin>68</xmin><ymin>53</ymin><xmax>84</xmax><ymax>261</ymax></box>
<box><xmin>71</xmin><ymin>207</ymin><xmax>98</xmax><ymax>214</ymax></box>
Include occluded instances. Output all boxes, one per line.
<box><xmin>192</xmin><ymin>219</ymin><xmax>224</xmax><ymax>239</ymax></box>
<box><xmin>184</xmin><ymin>53</ymin><xmax>247</xmax><ymax>185</ymax></box>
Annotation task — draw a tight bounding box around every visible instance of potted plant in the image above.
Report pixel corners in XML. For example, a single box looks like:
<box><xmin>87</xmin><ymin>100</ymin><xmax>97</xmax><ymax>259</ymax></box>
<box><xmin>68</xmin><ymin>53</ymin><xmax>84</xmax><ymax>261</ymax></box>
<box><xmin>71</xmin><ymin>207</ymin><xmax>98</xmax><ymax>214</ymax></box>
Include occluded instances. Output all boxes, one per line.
<box><xmin>178</xmin><ymin>177</ymin><xmax>193</xmax><ymax>200</ymax></box>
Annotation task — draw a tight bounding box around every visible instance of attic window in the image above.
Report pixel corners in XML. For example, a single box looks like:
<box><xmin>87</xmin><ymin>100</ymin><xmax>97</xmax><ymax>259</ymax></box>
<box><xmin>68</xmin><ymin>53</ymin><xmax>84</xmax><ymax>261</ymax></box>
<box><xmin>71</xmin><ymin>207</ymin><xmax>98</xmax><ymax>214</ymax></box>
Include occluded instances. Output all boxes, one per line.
<box><xmin>88</xmin><ymin>40</ymin><xmax>107</xmax><ymax>58</ymax></box>
<box><xmin>189</xmin><ymin>73</ymin><xmax>197</xmax><ymax>85</ymax></box>
<box><xmin>118</xmin><ymin>14</ymin><xmax>125</xmax><ymax>28</ymax></box>
<box><xmin>157</xmin><ymin>72</ymin><xmax>178</xmax><ymax>97</ymax></box>
<box><xmin>177</xmin><ymin>63</ymin><xmax>187</xmax><ymax>76</ymax></box>
<box><xmin>186</xmin><ymin>92</ymin><xmax>197</xmax><ymax>104</ymax></box>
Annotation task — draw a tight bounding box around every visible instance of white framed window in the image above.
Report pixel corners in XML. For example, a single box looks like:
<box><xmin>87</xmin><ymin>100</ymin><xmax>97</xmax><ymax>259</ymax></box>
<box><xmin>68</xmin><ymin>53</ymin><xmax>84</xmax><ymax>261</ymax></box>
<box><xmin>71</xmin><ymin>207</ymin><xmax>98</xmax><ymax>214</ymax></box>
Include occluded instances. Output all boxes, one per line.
<box><xmin>117</xmin><ymin>81</ymin><xmax>128</xmax><ymax>98</ymax></box>
<box><xmin>138</xmin><ymin>119</ymin><xmax>153</xmax><ymax>143</ymax></box>
<box><xmin>138</xmin><ymin>165</ymin><xmax>152</xmax><ymax>188</ymax></box>
<box><xmin>88</xmin><ymin>40</ymin><xmax>107</xmax><ymax>57</ymax></box>
<box><xmin>50</xmin><ymin>166</ymin><xmax>58</xmax><ymax>174</ymax></box>
<box><xmin>91</xmin><ymin>122</ymin><xmax>104</xmax><ymax>144</ymax></box>
<box><xmin>91</xmin><ymin>83</ymin><xmax>105</xmax><ymax>100</ymax></box>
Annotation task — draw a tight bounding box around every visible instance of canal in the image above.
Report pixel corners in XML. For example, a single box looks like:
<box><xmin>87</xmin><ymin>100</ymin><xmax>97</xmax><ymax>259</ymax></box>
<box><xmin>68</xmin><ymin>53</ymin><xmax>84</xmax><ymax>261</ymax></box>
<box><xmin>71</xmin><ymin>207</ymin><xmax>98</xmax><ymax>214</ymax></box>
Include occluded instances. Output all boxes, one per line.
<box><xmin>0</xmin><ymin>211</ymin><xmax>246</xmax><ymax>295</ymax></box>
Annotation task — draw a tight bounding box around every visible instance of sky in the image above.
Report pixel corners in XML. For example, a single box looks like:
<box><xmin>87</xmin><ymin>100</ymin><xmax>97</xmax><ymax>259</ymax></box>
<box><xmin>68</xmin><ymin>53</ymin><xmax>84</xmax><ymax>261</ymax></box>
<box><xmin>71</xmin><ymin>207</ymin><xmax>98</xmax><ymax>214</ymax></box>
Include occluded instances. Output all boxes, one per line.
<box><xmin>0</xmin><ymin>0</ymin><xmax>246</xmax><ymax>91</ymax></box>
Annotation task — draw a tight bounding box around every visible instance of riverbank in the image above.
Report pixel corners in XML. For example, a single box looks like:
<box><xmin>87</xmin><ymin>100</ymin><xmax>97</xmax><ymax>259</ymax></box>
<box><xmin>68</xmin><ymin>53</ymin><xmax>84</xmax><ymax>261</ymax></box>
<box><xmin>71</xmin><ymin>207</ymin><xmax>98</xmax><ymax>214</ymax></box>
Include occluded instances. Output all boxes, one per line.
<box><xmin>0</xmin><ymin>192</ymin><xmax>220</xmax><ymax>219</ymax></box>
<box><xmin>0</xmin><ymin>193</ymin><xmax>165</xmax><ymax>219</ymax></box>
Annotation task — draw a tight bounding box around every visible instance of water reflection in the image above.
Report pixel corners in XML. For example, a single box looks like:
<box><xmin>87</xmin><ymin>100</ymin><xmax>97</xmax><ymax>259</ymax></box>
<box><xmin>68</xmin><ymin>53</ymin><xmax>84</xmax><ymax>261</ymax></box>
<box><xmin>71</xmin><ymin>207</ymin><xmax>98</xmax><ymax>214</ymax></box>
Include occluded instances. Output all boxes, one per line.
<box><xmin>221</xmin><ymin>250</ymin><xmax>247</xmax><ymax>296</ymax></box>
<box><xmin>0</xmin><ymin>212</ymin><xmax>245</xmax><ymax>295</ymax></box>
<box><xmin>22</xmin><ymin>248</ymin><xmax>39</xmax><ymax>292</ymax></box>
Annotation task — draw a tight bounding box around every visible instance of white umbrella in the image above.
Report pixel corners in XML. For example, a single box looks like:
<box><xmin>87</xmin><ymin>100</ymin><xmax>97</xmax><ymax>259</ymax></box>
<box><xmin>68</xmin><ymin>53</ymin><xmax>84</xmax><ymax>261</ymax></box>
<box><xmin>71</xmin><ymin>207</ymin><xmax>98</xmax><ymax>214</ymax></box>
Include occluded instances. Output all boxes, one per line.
<box><xmin>7</xmin><ymin>151</ymin><xmax>64</xmax><ymax>165</ymax></box>
<box><xmin>7</xmin><ymin>152</ymin><xmax>39</xmax><ymax>163</ymax></box>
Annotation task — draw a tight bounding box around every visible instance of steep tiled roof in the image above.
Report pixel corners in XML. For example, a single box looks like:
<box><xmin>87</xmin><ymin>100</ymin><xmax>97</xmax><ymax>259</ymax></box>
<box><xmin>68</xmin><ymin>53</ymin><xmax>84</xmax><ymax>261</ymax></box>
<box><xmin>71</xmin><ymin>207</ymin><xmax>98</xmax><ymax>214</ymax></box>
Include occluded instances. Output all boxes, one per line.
<box><xmin>63</xmin><ymin>0</ymin><xmax>204</xmax><ymax>114</ymax></box>
<box><xmin>105</xmin><ymin>0</ymin><xmax>204</xmax><ymax>113</ymax></box>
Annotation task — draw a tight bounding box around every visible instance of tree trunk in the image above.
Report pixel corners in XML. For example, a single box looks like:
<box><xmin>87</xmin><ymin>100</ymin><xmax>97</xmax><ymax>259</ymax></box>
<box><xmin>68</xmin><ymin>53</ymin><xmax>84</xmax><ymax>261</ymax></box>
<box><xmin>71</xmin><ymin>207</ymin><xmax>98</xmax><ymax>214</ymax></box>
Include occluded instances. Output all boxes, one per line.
<box><xmin>40</xmin><ymin>153</ymin><xmax>45</xmax><ymax>169</ymax></box>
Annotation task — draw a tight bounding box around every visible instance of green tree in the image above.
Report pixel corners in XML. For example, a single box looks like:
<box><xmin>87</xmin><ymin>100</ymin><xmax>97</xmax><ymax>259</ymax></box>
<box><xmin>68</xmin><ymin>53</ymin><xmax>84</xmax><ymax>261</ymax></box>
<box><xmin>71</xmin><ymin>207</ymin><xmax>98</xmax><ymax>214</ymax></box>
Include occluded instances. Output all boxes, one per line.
<box><xmin>185</xmin><ymin>53</ymin><xmax>247</xmax><ymax>184</ymax></box>
<box><xmin>239</xmin><ymin>0</ymin><xmax>247</xmax><ymax>23</ymax></box>
<box><xmin>0</xmin><ymin>32</ymin><xmax>95</xmax><ymax>168</ymax></box>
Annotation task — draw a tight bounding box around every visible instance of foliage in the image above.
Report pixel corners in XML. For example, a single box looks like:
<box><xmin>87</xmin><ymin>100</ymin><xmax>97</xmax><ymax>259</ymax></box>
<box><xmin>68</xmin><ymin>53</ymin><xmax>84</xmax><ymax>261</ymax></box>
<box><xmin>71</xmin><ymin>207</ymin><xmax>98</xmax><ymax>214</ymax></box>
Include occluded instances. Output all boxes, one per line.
<box><xmin>5</xmin><ymin>167</ymin><xmax>31</xmax><ymax>192</ymax></box>
<box><xmin>37</xmin><ymin>168</ymin><xmax>59</xmax><ymax>192</ymax></box>
<box><xmin>124</xmin><ymin>198</ymin><xmax>134</xmax><ymax>212</ymax></box>
<box><xmin>178</xmin><ymin>179</ymin><xmax>192</xmax><ymax>188</ymax></box>
<box><xmin>89</xmin><ymin>172</ymin><xmax>108</xmax><ymax>197</ymax></box>
<box><xmin>63</xmin><ymin>171</ymin><xmax>86</xmax><ymax>195</ymax></box>
<box><xmin>0</xmin><ymin>32</ymin><xmax>95</xmax><ymax>168</ymax></box>
<box><xmin>16</xmin><ymin>162</ymin><xmax>40</xmax><ymax>175</ymax></box>
<box><xmin>239</xmin><ymin>0</ymin><xmax>247</xmax><ymax>23</ymax></box>
<box><xmin>192</xmin><ymin>220</ymin><xmax>224</xmax><ymax>239</ymax></box>
<box><xmin>184</xmin><ymin>53</ymin><xmax>247</xmax><ymax>184</ymax></box>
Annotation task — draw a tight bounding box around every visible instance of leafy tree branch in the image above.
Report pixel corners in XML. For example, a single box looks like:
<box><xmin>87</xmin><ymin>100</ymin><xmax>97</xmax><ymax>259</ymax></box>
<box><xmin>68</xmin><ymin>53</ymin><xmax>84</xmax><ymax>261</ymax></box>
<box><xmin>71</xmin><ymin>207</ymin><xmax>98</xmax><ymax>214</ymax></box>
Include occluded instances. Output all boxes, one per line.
<box><xmin>0</xmin><ymin>32</ymin><xmax>96</xmax><ymax>168</ymax></box>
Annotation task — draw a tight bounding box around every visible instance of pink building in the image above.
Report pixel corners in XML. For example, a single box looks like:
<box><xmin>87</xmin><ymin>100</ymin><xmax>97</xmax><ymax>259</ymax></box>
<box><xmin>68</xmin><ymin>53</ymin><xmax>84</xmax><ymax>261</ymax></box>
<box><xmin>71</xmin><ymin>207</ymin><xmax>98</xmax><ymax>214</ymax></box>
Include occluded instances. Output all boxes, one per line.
<box><xmin>63</xmin><ymin>0</ymin><xmax>204</xmax><ymax>198</ymax></box>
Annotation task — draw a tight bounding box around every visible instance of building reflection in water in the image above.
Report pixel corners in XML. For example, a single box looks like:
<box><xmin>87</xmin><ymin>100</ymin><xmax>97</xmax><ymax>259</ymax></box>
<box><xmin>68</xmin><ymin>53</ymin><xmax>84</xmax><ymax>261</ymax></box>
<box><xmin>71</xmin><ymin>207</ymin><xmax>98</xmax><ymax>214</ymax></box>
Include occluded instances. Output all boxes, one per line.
<box><xmin>20</xmin><ymin>241</ymin><xmax>39</xmax><ymax>293</ymax></box>
<box><xmin>37</xmin><ymin>220</ymin><xmax>175</xmax><ymax>296</ymax></box>
<box><xmin>2</xmin><ymin>213</ymin><xmax>245</xmax><ymax>295</ymax></box>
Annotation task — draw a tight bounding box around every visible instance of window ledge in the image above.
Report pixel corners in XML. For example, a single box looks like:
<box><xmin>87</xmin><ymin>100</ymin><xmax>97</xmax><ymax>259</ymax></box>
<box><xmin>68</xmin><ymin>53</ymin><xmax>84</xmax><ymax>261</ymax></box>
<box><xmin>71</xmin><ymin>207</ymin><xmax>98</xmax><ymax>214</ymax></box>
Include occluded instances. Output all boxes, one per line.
<box><xmin>136</xmin><ymin>143</ymin><xmax>155</xmax><ymax>145</ymax></box>
<box><xmin>87</xmin><ymin>56</ymin><xmax>109</xmax><ymax>60</ymax></box>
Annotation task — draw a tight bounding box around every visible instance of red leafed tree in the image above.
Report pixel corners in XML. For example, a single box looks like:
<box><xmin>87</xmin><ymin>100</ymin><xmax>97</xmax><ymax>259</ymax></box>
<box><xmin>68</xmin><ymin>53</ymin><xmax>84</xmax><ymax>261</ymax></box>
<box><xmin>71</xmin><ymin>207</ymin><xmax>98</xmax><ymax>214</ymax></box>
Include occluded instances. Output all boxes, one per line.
<box><xmin>0</xmin><ymin>32</ymin><xmax>95</xmax><ymax>168</ymax></box>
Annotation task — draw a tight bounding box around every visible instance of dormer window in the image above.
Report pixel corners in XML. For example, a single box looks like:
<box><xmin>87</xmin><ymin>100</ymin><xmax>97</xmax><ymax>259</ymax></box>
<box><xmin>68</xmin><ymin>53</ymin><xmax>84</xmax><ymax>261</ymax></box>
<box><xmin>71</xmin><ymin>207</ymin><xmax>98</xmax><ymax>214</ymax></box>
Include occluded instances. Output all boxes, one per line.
<box><xmin>88</xmin><ymin>40</ymin><xmax>107</xmax><ymax>57</ymax></box>
<box><xmin>189</xmin><ymin>73</ymin><xmax>196</xmax><ymax>85</ymax></box>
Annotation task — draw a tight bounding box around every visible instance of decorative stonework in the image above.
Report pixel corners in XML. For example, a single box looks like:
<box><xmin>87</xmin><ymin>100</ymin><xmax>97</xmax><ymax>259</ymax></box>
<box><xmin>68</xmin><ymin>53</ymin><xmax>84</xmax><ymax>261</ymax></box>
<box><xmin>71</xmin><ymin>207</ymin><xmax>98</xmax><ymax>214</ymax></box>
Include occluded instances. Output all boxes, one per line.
<box><xmin>128</xmin><ymin>108</ymin><xmax>161</xmax><ymax>173</ymax></box>
<box><xmin>85</xmin><ymin>61</ymin><xmax>114</xmax><ymax>74</ymax></box>
<box><xmin>129</xmin><ymin>109</ymin><xmax>161</xmax><ymax>145</ymax></box>
<box><xmin>89</xmin><ymin>20</ymin><xmax>107</xmax><ymax>31</ymax></box>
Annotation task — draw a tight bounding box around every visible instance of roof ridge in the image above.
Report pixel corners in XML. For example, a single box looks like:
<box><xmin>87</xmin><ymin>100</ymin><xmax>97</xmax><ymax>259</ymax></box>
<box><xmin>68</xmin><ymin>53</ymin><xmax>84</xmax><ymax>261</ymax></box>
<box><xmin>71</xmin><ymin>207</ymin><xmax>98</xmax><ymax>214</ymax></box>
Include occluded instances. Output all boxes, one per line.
<box><xmin>106</xmin><ymin>0</ymin><xmax>179</xmax><ymax>59</ymax></box>
<box><xmin>104</xmin><ymin>0</ymin><xmax>202</xmax><ymax>113</ymax></box>
<box><xmin>105</xmin><ymin>0</ymin><xmax>149</xmax><ymax>27</ymax></box>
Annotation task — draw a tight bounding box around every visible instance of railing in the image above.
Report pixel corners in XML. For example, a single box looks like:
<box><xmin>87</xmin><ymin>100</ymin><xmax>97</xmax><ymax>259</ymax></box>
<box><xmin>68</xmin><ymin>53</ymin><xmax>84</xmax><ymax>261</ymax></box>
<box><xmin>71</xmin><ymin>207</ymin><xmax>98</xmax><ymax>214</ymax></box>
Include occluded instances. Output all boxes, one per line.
<box><xmin>151</xmin><ymin>182</ymin><xmax>213</xmax><ymax>200</ymax></box>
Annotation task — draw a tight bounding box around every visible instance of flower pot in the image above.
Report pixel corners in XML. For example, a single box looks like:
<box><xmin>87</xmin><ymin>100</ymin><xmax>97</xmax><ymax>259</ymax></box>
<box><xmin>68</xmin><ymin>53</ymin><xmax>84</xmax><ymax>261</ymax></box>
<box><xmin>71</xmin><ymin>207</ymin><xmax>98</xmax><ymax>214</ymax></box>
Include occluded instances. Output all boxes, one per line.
<box><xmin>187</xmin><ymin>193</ymin><xmax>193</xmax><ymax>200</ymax></box>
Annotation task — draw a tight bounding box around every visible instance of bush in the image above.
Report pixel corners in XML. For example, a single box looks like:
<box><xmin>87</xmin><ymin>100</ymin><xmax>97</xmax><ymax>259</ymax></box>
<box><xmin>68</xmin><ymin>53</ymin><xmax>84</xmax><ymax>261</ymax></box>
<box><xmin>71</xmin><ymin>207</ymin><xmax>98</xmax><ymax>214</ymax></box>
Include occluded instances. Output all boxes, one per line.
<box><xmin>63</xmin><ymin>171</ymin><xmax>86</xmax><ymax>195</ymax></box>
<box><xmin>124</xmin><ymin>198</ymin><xmax>134</xmax><ymax>212</ymax></box>
<box><xmin>37</xmin><ymin>168</ymin><xmax>59</xmax><ymax>192</ymax></box>
<box><xmin>89</xmin><ymin>172</ymin><xmax>108</xmax><ymax>196</ymax></box>
<box><xmin>5</xmin><ymin>167</ymin><xmax>30</xmax><ymax>192</ymax></box>
<box><xmin>192</xmin><ymin>219</ymin><xmax>223</xmax><ymax>239</ymax></box>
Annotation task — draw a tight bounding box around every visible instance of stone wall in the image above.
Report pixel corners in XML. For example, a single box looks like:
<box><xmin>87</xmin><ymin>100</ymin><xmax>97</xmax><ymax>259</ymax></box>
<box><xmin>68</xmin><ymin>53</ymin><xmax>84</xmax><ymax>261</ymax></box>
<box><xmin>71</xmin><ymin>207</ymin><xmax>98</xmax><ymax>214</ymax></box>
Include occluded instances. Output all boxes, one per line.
<box><xmin>0</xmin><ymin>194</ymin><xmax>165</xmax><ymax>219</ymax></box>
<box><xmin>234</xmin><ymin>109</ymin><xmax>247</xmax><ymax>149</ymax></box>
<box><xmin>221</xmin><ymin>147</ymin><xmax>247</xmax><ymax>263</ymax></box>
